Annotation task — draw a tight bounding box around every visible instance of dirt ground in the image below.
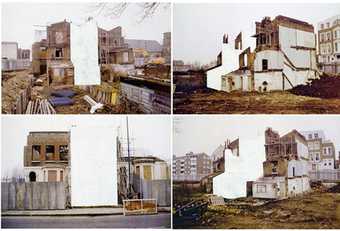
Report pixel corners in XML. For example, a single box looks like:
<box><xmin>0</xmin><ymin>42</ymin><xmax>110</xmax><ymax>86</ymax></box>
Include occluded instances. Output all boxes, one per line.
<box><xmin>174</xmin><ymin>90</ymin><xmax>340</xmax><ymax>114</ymax></box>
<box><xmin>176</xmin><ymin>187</ymin><xmax>340</xmax><ymax>229</ymax></box>
<box><xmin>2</xmin><ymin>70</ymin><xmax>143</xmax><ymax>114</ymax></box>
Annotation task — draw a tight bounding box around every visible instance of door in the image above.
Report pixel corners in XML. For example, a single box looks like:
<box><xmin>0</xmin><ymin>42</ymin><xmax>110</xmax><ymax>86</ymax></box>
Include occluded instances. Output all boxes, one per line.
<box><xmin>143</xmin><ymin>165</ymin><xmax>152</xmax><ymax>180</ymax></box>
<box><xmin>48</xmin><ymin>170</ymin><xmax>57</xmax><ymax>182</ymax></box>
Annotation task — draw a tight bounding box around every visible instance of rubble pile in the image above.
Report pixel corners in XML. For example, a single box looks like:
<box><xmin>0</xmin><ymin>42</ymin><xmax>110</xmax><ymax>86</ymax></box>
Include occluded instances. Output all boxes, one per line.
<box><xmin>291</xmin><ymin>76</ymin><xmax>340</xmax><ymax>98</ymax></box>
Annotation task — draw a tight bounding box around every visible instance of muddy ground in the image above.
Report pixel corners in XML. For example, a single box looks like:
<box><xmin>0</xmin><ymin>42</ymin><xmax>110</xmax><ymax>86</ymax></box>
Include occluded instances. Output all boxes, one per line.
<box><xmin>174</xmin><ymin>90</ymin><xmax>340</xmax><ymax>114</ymax></box>
<box><xmin>174</xmin><ymin>185</ymin><xmax>340</xmax><ymax>229</ymax></box>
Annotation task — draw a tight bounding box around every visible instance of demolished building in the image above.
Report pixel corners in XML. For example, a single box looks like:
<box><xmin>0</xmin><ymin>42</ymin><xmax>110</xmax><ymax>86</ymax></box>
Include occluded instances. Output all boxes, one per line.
<box><xmin>46</xmin><ymin>20</ymin><xmax>74</xmax><ymax>87</ymax></box>
<box><xmin>98</xmin><ymin>26</ymin><xmax>134</xmax><ymax>65</ymax></box>
<box><xmin>23</xmin><ymin>131</ymin><xmax>70</xmax><ymax>183</ymax></box>
<box><xmin>206</xmin><ymin>33</ymin><xmax>247</xmax><ymax>91</ymax></box>
<box><xmin>252</xmin><ymin>128</ymin><xmax>311</xmax><ymax>199</ymax></box>
<box><xmin>206</xmin><ymin>15</ymin><xmax>319</xmax><ymax>92</ymax></box>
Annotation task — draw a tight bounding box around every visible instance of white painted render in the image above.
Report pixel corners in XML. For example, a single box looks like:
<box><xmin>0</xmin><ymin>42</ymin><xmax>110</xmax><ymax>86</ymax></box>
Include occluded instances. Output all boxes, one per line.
<box><xmin>287</xmin><ymin>177</ymin><xmax>310</xmax><ymax>197</ymax></box>
<box><xmin>70</xmin><ymin>125</ymin><xmax>118</xmax><ymax>207</ymax></box>
<box><xmin>287</xmin><ymin>159</ymin><xmax>311</xmax><ymax>177</ymax></box>
<box><xmin>252</xmin><ymin>177</ymin><xmax>285</xmax><ymax>199</ymax></box>
<box><xmin>222</xmin><ymin>71</ymin><xmax>252</xmax><ymax>92</ymax></box>
<box><xmin>297</xmin><ymin>139</ymin><xmax>309</xmax><ymax>160</ymax></box>
<box><xmin>319</xmin><ymin>158</ymin><xmax>335</xmax><ymax>170</ymax></box>
<box><xmin>207</xmin><ymin>42</ymin><xmax>242</xmax><ymax>91</ymax></box>
<box><xmin>24</xmin><ymin>167</ymin><xmax>44</xmax><ymax>182</ymax></box>
<box><xmin>213</xmin><ymin>139</ymin><xmax>265</xmax><ymax>199</ymax></box>
<box><xmin>70</xmin><ymin>20</ymin><xmax>100</xmax><ymax>85</ymax></box>
<box><xmin>253</xmin><ymin>25</ymin><xmax>318</xmax><ymax>92</ymax></box>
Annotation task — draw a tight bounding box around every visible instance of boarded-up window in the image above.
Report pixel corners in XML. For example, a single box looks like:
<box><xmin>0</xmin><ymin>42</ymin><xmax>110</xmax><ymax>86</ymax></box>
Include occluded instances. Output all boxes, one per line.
<box><xmin>48</xmin><ymin>170</ymin><xmax>57</xmax><ymax>182</ymax></box>
<box><xmin>143</xmin><ymin>165</ymin><xmax>152</xmax><ymax>180</ymax></box>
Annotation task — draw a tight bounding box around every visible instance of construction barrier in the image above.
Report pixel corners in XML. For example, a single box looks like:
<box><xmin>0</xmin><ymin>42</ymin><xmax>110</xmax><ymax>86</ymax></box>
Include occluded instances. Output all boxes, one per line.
<box><xmin>123</xmin><ymin>199</ymin><xmax>157</xmax><ymax>215</ymax></box>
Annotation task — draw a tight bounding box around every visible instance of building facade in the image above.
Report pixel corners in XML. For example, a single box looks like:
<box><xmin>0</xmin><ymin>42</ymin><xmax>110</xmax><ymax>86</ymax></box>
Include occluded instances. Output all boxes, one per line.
<box><xmin>318</xmin><ymin>15</ymin><xmax>340</xmax><ymax>75</ymax></box>
<box><xmin>46</xmin><ymin>20</ymin><xmax>74</xmax><ymax>86</ymax></box>
<box><xmin>98</xmin><ymin>26</ymin><xmax>134</xmax><ymax>65</ymax></box>
<box><xmin>23</xmin><ymin>131</ymin><xmax>70</xmax><ymax>183</ymax></box>
<box><xmin>173</xmin><ymin>152</ymin><xmax>212</xmax><ymax>181</ymax></box>
<box><xmin>301</xmin><ymin>130</ymin><xmax>336</xmax><ymax>170</ymax></box>
<box><xmin>253</xmin><ymin>15</ymin><xmax>319</xmax><ymax>92</ymax></box>
<box><xmin>253</xmin><ymin>128</ymin><xmax>311</xmax><ymax>199</ymax></box>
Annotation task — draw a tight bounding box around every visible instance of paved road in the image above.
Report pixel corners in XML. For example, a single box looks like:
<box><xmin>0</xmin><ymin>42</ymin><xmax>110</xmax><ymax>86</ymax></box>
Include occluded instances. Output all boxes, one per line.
<box><xmin>1</xmin><ymin>213</ymin><xmax>171</xmax><ymax>228</ymax></box>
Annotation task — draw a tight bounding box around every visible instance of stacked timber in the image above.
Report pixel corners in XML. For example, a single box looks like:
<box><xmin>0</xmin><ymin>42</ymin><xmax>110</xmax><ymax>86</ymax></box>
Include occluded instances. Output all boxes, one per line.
<box><xmin>25</xmin><ymin>99</ymin><xmax>56</xmax><ymax>114</ymax></box>
<box><xmin>88</xmin><ymin>83</ymin><xmax>120</xmax><ymax>106</ymax></box>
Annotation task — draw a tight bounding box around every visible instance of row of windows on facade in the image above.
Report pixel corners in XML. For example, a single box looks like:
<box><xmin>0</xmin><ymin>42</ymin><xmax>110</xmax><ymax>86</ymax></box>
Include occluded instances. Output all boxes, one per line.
<box><xmin>320</xmin><ymin>19</ymin><xmax>340</xmax><ymax>30</ymax></box>
<box><xmin>320</xmin><ymin>42</ymin><xmax>340</xmax><ymax>55</ymax></box>
<box><xmin>32</xmin><ymin>145</ymin><xmax>68</xmax><ymax>161</ymax></box>
<box><xmin>320</xmin><ymin>29</ymin><xmax>340</xmax><ymax>42</ymax></box>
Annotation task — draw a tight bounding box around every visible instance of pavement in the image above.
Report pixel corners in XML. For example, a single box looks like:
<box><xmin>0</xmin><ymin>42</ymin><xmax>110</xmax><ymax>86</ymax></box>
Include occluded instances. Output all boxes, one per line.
<box><xmin>1</xmin><ymin>213</ymin><xmax>171</xmax><ymax>228</ymax></box>
<box><xmin>1</xmin><ymin>207</ymin><xmax>171</xmax><ymax>216</ymax></box>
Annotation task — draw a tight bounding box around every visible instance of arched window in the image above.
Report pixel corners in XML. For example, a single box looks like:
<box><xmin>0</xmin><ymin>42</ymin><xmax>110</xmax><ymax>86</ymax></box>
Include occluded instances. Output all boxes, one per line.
<box><xmin>29</xmin><ymin>172</ymin><xmax>36</xmax><ymax>182</ymax></box>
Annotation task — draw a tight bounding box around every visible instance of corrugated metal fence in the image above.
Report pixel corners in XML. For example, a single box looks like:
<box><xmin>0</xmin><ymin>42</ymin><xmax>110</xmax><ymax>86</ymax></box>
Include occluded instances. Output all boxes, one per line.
<box><xmin>1</xmin><ymin>182</ymin><xmax>66</xmax><ymax>211</ymax></box>
<box><xmin>133</xmin><ymin>175</ymin><xmax>170</xmax><ymax>206</ymax></box>
<box><xmin>309</xmin><ymin>169</ymin><xmax>340</xmax><ymax>182</ymax></box>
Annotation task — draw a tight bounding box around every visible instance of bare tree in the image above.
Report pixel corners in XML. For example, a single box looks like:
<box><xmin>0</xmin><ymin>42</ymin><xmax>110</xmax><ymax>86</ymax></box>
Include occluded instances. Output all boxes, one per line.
<box><xmin>89</xmin><ymin>2</ymin><xmax>169</xmax><ymax>22</ymax></box>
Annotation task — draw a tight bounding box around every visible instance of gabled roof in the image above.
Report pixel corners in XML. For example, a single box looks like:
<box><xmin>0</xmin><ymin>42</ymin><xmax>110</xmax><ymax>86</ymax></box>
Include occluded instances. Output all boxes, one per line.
<box><xmin>125</xmin><ymin>39</ymin><xmax>162</xmax><ymax>53</ymax></box>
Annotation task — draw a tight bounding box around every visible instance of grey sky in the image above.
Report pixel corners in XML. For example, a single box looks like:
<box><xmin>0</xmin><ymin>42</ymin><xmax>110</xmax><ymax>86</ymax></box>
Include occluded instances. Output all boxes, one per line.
<box><xmin>1</xmin><ymin>2</ymin><xmax>170</xmax><ymax>50</ymax></box>
<box><xmin>1</xmin><ymin>115</ymin><xmax>171</xmax><ymax>178</ymax></box>
<box><xmin>174</xmin><ymin>115</ymin><xmax>340</xmax><ymax>158</ymax></box>
<box><xmin>174</xmin><ymin>3</ymin><xmax>340</xmax><ymax>64</ymax></box>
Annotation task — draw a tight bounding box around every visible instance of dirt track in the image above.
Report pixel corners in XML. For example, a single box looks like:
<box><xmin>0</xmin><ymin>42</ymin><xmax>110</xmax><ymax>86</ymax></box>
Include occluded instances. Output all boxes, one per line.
<box><xmin>174</xmin><ymin>90</ymin><xmax>340</xmax><ymax>114</ymax></box>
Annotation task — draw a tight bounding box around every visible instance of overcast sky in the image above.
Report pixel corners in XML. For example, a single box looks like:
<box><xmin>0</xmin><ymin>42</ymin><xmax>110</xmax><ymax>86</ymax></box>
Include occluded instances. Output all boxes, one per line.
<box><xmin>174</xmin><ymin>115</ymin><xmax>340</xmax><ymax>158</ymax></box>
<box><xmin>1</xmin><ymin>2</ymin><xmax>170</xmax><ymax>50</ymax></box>
<box><xmin>174</xmin><ymin>3</ymin><xmax>340</xmax><ymax>64</ymax></box>
<box><xmin>1</xmin><ymin>115</ymin><xmax>171</xmax><ymax>178</ymax></box>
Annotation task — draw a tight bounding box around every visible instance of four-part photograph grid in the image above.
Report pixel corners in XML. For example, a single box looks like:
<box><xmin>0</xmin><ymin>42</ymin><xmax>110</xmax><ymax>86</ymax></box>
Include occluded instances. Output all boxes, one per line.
<box><xmin>1</xmin><ymin>0</ymin><xmax>340</xmax><ymax>229</ymax></box>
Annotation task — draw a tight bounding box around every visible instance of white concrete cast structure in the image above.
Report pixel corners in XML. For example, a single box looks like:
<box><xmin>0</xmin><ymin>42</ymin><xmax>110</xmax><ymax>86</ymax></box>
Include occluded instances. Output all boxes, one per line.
<box><xmin>70</xmin><ymin>125</ymin><xmax>118</xmax><ymax>207</ymax></box>
<box><xmin>213</xmin><ymin>138</ymin><xmax>265</xmax><ymax>199</ymax></box>
<box><xmin>71</xmin><ymin>20</ymin><xmax>100</xmax><ymax>85</ymax></box>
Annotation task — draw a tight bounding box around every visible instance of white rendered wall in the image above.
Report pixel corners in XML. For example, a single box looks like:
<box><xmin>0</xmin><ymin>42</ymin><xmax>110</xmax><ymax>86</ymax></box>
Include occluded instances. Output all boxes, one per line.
<box><xmin>254</xmin><ymin>71</ymin><xmax>283</xmax><ymax>91</ymax></box>
<box><xmin>287</xmin><ymin>177</ymin><xmax>310</xmax><ymax>197</ymax></box>
<box><xmin>297</xmin><ymin>140</ymin><xmax>309</xmax><ymax>160</ymax></box>
<box><xmin>71</xmin><ymin>125</ymin><xmax>117</xmax><ymax>206</ymax></box>
<box><xmin>288</xmin><ymin>159</ymin><xmax>310</xmax><ymax>177</ymax></box>
<box><xmin>207</xmin><ymin>43</ymin><xmax>242</xmax><ymax>91</ymax></box>
<box><xmin>24</xmin><ymin>167</ymin><xmax>44</xmax><ymax>182</ymax></box>
<box><xmin>213</xmin><ymin>139</ymin><xmax>265</xmax><ymax>199</ymax></box>
<box><xmin>319</xmin><ymin>158</ymin><xmax>335</xmax><ymax>170</ymax></box>
<box><xmin>71</xmin><ymin>20</ymin><xmax>100</xmax><ymax>85</ymax></box>
<box><xmin>279</xmin><ymin>25</ymin><xmax>317</xmax><ymax>70</ymax></box>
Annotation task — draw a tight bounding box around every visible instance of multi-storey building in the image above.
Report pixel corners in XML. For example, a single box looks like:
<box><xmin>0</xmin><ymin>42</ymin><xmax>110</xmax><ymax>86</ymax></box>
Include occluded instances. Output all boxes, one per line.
<box><xmin>253</xmin><ymin>15</ymin><xmax>318</xmax><ymax>92</ymax></box>
<box><xmin>301</xmin><ymin>130</ymin><xmax>336</xmax><ymax>170</ymax></box>
<box><xmin>46</xmin><ymin>20</ymin><xmax>74</xmax><ymax>86</ymax></box>
<box><xmin>98</xmin><ymin>26</ymin><xmax>134</xmax><ymax>65</ymax></box>
<box><xmin>317</xmin><ymin>15</ymin><xmax>340</xmax><ymax>74</ymax></box>
<box><xmin>253</xmin><ymin>128</ymin><xmax>311</xmax><ymax>199</ymax></box>
<box><xmin>23</xmin><ymin>131</ymin><xmax>70</xmax><ymax>183</ymax></box>
<box><xmin>172</xmin><ymin>152</ymin><xmax>212</xmax><ymax>181</ymax></box>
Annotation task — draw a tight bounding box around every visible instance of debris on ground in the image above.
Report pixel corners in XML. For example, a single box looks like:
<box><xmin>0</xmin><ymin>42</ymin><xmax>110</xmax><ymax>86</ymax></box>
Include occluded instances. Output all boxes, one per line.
<box><xmin>174</xmin><ymin>90</ymin><xmax>340</xmax><ymax>114</ymax></box>
<box><xmin>174</xmin><ymin>185</ymin><xmax>340</xmax><ymax>229</ymax></box>
<box><xmin>291</xmin><ymin>75</ymin><xmax>340</xmax><ymax>99</ymax></box>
